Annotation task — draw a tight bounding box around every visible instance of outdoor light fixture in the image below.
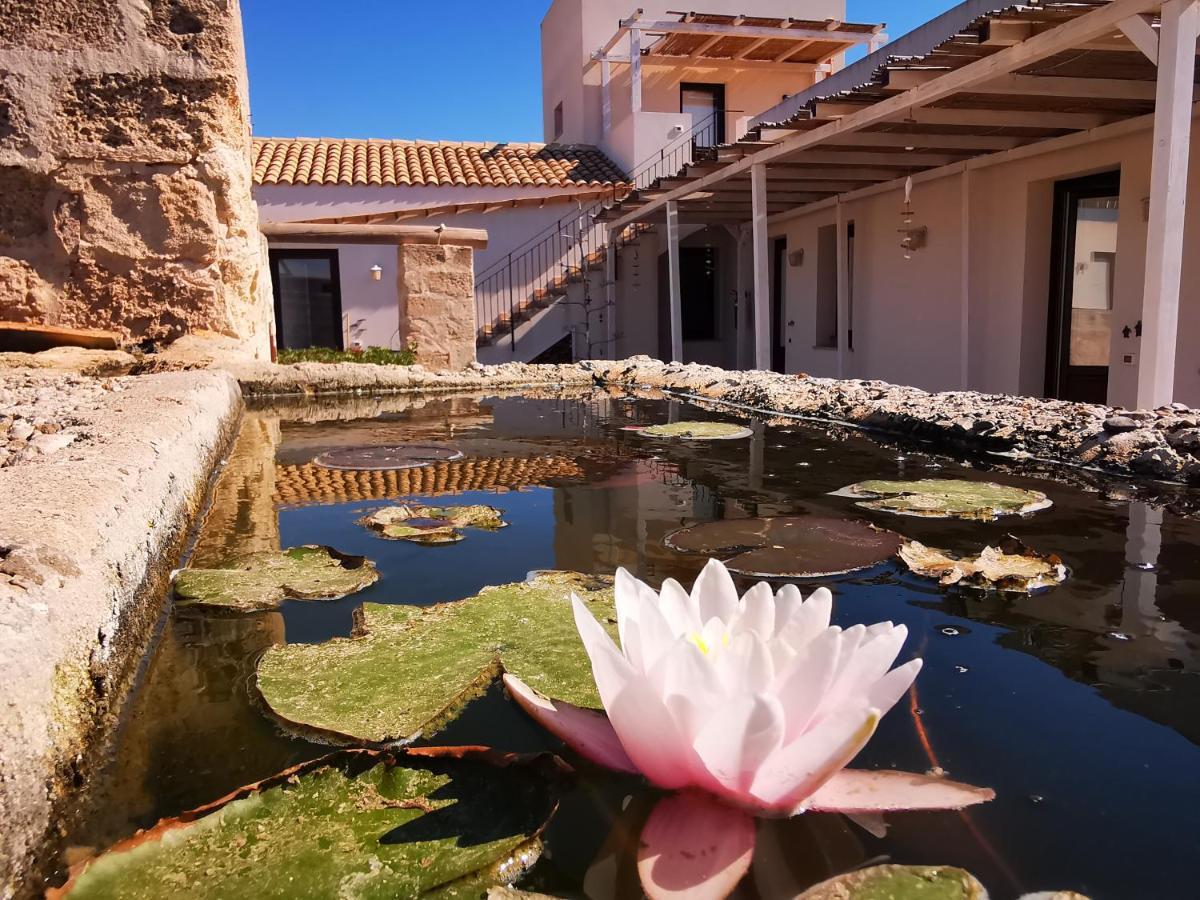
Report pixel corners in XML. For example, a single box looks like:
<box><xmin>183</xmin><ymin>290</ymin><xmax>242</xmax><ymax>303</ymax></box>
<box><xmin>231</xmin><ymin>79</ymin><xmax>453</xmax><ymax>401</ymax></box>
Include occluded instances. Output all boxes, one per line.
<box><xmin>370</xmin><ymin>264</ymin><xmax>383</xmax><ymax>281</ymax></box>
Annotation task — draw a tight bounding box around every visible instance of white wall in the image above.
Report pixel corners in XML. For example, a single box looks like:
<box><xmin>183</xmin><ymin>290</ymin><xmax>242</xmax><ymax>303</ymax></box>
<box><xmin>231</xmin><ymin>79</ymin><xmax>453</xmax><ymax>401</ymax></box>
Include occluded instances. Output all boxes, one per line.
<box><xmin>768</xmin><ymin>114</ymin><xmax>1200</xmax><ymax>407</ymax></box>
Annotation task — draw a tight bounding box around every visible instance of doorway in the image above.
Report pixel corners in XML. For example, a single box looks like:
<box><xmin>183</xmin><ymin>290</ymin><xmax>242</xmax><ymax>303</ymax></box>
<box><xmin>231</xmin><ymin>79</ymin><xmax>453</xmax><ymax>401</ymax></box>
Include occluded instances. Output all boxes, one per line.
<box><xmin>657</xmin><ymin>245</ymin><xmax>718</xmax><ymax>360</ymax></box>
<box><xmin>1046</xmin><ymin>171</ymin><xmax>1119</xmax><ymax>403</ymax></box>
<box><xmin>770</xmin><ymin>236</ymin><xmax>787</xmax><ymax>373</ymax></box>
<box><xmin>269</xmin><ymin>249</ymin><xmax>344</xmax><ymax>351</ymax></box>
<box><xmin>680</xmin><ymin>83</ymin><xmax>725</xmax><ymax>148</ymax></box>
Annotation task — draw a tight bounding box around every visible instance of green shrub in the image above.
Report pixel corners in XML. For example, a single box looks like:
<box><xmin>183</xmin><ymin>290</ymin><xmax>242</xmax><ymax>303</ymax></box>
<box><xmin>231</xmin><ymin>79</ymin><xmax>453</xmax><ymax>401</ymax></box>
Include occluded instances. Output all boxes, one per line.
<box><xmin>277</xmin><ymin>345</ymin><xmax>417</xmax><ymax>366</ymax></box>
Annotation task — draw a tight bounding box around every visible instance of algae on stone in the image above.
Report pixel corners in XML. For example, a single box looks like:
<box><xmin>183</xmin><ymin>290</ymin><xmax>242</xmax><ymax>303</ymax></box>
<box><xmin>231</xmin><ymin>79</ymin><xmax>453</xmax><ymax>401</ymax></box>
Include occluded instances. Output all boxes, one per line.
<box><xmin>899</xmin><ymin>537</ymin><xmax>1068</xmax><ymax>592</ymax></box>
<box><xmin>255</xmin><ymin>572</ymin><xmax>615</xmax><ymax>744</ymax></box>
<box><xmin>797</xmin><ymin>864</ymin><xmax>989</xmax><ymax>900</ymax></box>
<box><xmin>636</xmin><ymin>421</ymin><xmax>753</xmax><ymax>440</ymax></box>
<box><xmin>173</xmin><ymin>546</ymin><xmax>379</xmax><ymax>611</ymax></box>
<box><xmin>359</xmin><ymin>503</ymin><xmax>507</xmax><ymax>544</ymax></box>
<box><xmin>56</xmin><ymin>748</ymin><xmax>560</xmax><ymax>900</ymax></box>
<box><xmin>832</xmin><ymin>478</ymin><xmax>1051</xmax><ymax>521</ymax></box>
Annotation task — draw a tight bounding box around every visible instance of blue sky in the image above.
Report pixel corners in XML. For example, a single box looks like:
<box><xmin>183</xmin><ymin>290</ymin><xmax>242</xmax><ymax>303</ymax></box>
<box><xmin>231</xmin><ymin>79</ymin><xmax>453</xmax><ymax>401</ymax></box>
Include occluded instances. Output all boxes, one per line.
<box><xmin>243</xmin><ymin>1</ymin><xmax>956</xmax><ymax>142</ymax></box>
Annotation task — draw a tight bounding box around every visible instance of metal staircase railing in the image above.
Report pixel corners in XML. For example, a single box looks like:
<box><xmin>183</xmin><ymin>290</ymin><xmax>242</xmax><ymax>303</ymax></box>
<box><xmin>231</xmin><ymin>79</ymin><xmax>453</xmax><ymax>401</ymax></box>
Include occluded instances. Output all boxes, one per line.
<box><xmin>474</xmin><ymin>112</ymin><xmax>733</xmax><ymax>356</ymax></box>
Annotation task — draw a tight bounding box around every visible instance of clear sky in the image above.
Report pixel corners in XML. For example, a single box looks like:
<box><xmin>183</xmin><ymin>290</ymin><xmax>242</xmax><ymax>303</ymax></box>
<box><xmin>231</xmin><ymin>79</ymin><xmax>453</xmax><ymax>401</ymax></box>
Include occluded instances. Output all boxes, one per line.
<box><xmin>243</xmin><ymin>0</ymin><xmax>958</xmax><ymax>142</ymax></box>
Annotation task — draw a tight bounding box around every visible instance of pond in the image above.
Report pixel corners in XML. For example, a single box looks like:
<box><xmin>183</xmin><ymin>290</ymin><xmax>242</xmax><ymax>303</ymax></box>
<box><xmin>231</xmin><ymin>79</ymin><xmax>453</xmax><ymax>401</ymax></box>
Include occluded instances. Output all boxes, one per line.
<box><xmin>63</xmin><ymin>390</ymin><xmax>1200</xmax><ymax>899</ymax></box>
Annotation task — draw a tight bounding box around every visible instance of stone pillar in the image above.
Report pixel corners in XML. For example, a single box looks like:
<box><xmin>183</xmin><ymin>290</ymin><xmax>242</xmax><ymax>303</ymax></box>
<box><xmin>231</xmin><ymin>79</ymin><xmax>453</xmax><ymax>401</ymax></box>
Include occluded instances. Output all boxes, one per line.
<box><xmin>397</xmin><ymin>243</ymin><xmax>478</xmax><ymax>371</ymax></box>
<box><xmin>0</xmin><ymin>0</ymin><xmax>272</xmax><ymax>356</ymax></box>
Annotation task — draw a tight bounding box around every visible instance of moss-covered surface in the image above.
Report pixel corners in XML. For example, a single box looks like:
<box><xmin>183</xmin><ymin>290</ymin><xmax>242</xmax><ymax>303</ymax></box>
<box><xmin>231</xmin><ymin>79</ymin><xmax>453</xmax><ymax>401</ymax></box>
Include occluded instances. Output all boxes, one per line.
<box><xmin>899</xmin><ymin>537</ymin><xmax>1068</xmax><ymax>592</ymax></box>
<box><xmin>173</xmin><ymin>546</ymin><xmax>380</xmax><ymax>611</ymax></box>
<box><xmin>57</xmin><ymin>748</ymin><xmax>560</xmax><ymax>900</ymax></box>
<box><xmin>832</xmin><ymin>478</ymin><xmax>1051</xmax><ymax>521</ymax></box>
<box><xmin>797</xmin><ymin>865</ymin><xmax>988</xmax><ymax>899</ymax></box>
<box><xmin>636</xmin><ymin>421</ymin><xmax>753</xmax><ymax>440</ymax></box>
<box><xmin>255</xmin><ymin>572</ymin><xmax>615</xmax><ymax>744</ymax></box>
<box><xmin>359</xmin><ymin>504</ymin><xmax>507</xmax><ymax>544</ymax></box>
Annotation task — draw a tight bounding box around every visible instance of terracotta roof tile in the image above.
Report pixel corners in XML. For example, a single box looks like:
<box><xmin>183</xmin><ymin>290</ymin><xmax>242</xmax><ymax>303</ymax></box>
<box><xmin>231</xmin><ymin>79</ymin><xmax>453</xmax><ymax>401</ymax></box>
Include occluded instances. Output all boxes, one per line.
<box><xmin>252</xmin><ymin>138</ymin><xmax>628</xmax><ymax>189</ymax></box>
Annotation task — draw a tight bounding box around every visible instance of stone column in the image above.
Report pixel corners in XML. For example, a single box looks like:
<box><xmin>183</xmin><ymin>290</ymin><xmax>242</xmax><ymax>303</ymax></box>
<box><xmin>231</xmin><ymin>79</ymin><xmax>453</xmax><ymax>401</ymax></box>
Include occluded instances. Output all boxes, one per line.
<box><xmin>397</xmin><ymin>243</ymin><xmax>478</xmax><ymax>371</ymax></box>
<box><xmin>0</xmin><ymin>0</ymin><xmax>272</xmax><ymax>356</ymax></box>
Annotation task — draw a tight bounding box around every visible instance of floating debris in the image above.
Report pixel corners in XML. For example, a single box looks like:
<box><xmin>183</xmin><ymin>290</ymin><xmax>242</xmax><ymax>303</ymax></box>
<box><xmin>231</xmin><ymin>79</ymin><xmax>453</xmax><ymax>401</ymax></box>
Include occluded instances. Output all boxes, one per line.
<box><xmin>173</xmin><ymin>546</ymin><xmax>379</xmax><ymax>612</ymax></box>
<box><xmin>899</xmin><ymin>537</ymin><xmax>1068</xmax><ymax>593</ymax></box>
<box><xmin>664</xmin><ymin>516</ymin><xmax>904</xmax><ymax>578</ymax></box>
<box><xmin>635</xmin><ymin>421</ymin><xmax>753</xmax><ymax>440</ymax></box>
<box><xmin>52</xmin><ymin>748</ymin><xmax>560</xmax><ymax>900</ymax></box>
<box><xmin>313</xmin><ymin>444</ymin><xmax>464</xmax><ymax>471</ymax></box>
<box><xmin>255</xmin><ymin>572</ymin><xmax>615</xmax><ymax>744</ymax></box>
<box><xmin>359</xmin><ymin>503</ymin><xmax>507</xmax><ymax>544</ymax></box>
<box><xmin>831</xmin><ymin>478</ymin><xmax>1052</xmax><ymax>521</ymax></box>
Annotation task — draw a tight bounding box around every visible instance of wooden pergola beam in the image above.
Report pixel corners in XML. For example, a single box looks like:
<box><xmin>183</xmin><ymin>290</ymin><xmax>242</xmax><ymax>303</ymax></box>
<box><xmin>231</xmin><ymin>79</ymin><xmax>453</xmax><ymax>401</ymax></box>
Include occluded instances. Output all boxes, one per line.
<box><xmin>812</xmin><ymin>102</ymin><xmax>1116</xmax><ymax>131</ymax></box>
<box><xmin>886</xmin><ymin>69</ymin><xmax>1159</xmax><ymax>101</ymax></box>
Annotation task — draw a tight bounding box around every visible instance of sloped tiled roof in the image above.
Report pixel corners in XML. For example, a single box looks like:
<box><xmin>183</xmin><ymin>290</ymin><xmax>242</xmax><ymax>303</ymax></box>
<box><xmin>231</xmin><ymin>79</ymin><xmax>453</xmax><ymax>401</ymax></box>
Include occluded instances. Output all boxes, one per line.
<box><xmin>252</xmin><ymin>138</ymin><xmax>628</xmax><ymax>189</ymax></box>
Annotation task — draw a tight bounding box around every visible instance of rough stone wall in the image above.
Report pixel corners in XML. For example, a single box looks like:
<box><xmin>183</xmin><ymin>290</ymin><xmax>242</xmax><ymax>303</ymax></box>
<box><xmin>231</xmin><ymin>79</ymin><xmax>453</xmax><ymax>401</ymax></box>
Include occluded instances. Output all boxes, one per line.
<box><xmin>397</xmin><ymin>243</ymin><xmax>477</xmax><ymax>371</ymax></box>
<box><xmin>0</xmin><ymin>0</ymin><xmax>271</xmax><ymax>355</ymax></box>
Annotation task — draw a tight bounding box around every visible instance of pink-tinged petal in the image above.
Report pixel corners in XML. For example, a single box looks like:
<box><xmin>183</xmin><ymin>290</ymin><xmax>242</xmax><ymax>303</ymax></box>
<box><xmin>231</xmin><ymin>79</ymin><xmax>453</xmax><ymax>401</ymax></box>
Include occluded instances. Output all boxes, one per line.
<box><xmin>866</xmin><ymin>658</ymin><xmax>923</xmax><ymax>715</ymax></box>
<box><xmin>659</xmin><ymin>577</ymin><xmax>700</xmax><ymax>635</ymax></box>
<box><xmin>652</xmin><ymin>639</ymin><xmax>722</xmax><ymax>720</ymax></box>
<box><xmin>692</xmin><ymin>558</ymin><xmax>739</xmax><ymax>624</ymax></box>
<box><xmin>572</xmin><ymin>594</ymin><xmax>634</xmax><ymax>710</ymax></box>
<box><xmin>713</xmin><ymin>632</ymin><xmax>775</xmax><ymax>695</ymax></box>
<box><xmin>693</xmin><ymin>693</ymin><xmax>786</xmax><ymax>794</ymax></box>
<box><xmin>733</xmin><ymin>582</ymin><xmax>775</xmax><ymax>639</ymax></box>
<box><xmin>808</xmin><ymin>768</ymin><xmax>995</xmax><ymax>813</ymax></box>
<box><xmin>750</xmin><ymin>706</ymin><xmax>880</xmax><ymax>813</ymax></box>
<box><xmin>773</xmin><ymin>628</ymin><xmax>842</xmax><ymax>741</ymax></box>
<box><xmin>637</xmin><ymin>792</ymin><xmax>756</xmax><ymax>900</ymax></box>
<box><xmin>502</xmin><ymin>674</ymin><xmax>639</xmax><ymax>774</ymax></box>
<box><xmin>607</xmin><ymin>678</ymin><xmax>696</xmax><ymax>790</ymax></box>
<box><xmin>818</xmin><ymin>626</ymin><xmax>907</xmax><ymax>715</ymax></box>
<box><xmin>773</xmin><ymin>587</ymin><xmax>833</xmax><ymax>650</ymax></box>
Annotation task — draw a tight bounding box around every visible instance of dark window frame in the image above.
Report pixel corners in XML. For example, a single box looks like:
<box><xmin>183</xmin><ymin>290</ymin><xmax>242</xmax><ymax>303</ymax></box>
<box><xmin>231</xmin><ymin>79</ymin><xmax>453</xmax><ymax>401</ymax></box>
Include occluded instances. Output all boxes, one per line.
<box><xmin>268</xmin><ymin>248</ymin><xmax>344</xmax><ymax>351</ymax></box>
<box><xmin>679</xmin><ymin>82</ymin><xmax>726</xmax><ymax>146</ymax></box>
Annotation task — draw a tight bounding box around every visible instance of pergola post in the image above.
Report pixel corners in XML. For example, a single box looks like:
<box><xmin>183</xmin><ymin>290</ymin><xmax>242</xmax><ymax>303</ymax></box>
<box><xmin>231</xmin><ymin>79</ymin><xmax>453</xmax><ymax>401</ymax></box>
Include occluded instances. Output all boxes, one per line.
<box><xmin>836</xmin><ymin>199</ymin><xmax>849</xmax><ymax>378</ymax></box>
<box><xmin>666</xmin><ymin>200</ymin><xmax>683</xmax><ymax>362</ymax></box>
<box><xmin>601</xmin><ymin>57</ymin><xmax>612</xmax><ymax>133</ymax></box>
<box><xmin>605</xmin><ymin>228</ymin><xmax>618</xmax><ymax>358</ymax></box>
<box><xmin>1136</xmin><ymin>0</ymin><xmax>1198</xmax><ymax>409</ymax></box>
<box><xmin>630</xmin><ymin>27</ymin><xmax>642</xmax><ymax>114</ymax></box>
<box><xmin>751</xmin><ymin>163</ymin><xmax>770</xmax><ymax>370</ymax></box>
<box><xmin>735</xmin><ymin>224</ymin><xmax>751</xmax><ymax>370</ymax></box>
<box><xmin>960</xmin><ymin>167</ymin><xmax>971</xmax><ymax>389</ymax></box>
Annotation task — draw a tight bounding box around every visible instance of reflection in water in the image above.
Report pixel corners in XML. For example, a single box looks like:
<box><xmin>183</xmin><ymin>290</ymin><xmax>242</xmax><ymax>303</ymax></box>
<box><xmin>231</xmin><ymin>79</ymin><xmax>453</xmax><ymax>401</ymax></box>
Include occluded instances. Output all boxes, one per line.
<box><xmin>68</xmin><ymin>391</ymin><xmax>1200</xmax><ymax>899</ymax></box>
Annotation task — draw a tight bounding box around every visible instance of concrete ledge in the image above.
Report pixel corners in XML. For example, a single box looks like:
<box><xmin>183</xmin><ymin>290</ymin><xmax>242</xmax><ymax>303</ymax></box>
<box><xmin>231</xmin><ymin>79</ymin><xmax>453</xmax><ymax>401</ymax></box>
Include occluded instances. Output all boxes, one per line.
<box><xmin>0</xmin><ymin>370</ymin><xmax>242</xmax><ymax>896</ymax></box>
<box><xmin>260</xmin><ymin>223</ymin><xmax>489</xmax><ymax>249</ymax></box>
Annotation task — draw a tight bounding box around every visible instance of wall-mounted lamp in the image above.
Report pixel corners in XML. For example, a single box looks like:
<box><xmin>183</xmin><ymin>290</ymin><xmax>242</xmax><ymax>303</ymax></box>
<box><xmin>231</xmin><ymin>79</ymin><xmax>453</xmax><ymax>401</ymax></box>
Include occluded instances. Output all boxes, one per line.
<box><xmin>668</xmin><ymin>125</ymin><xmax>683</xmax><ymax>138</ymax></box>
<box><xmin>369</xmin><ymin>264</ymin><xmax>383</xmax><ymax>282</ymax></box>
<box><xmin>787</xmin><ymin>248</ymin><xmax>804</xmax><ymax>267</ymax></box>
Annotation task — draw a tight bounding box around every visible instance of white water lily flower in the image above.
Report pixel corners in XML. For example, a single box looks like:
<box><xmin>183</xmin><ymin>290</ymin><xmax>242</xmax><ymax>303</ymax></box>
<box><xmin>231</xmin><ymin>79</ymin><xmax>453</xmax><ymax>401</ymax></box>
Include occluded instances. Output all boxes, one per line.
<box><xmin>504</xmin><ymin>559</ymin><xmax>994</xmax><ymax>900</ymax></box>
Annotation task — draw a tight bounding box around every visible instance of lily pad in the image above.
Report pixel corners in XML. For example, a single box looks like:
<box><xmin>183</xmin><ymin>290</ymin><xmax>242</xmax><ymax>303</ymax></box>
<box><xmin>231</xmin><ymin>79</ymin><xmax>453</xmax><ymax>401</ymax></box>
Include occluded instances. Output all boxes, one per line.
<box><xmin>314</xmin><ymin>444</ymin><xmax>464</xmax><ymax>471</ymax></box>
<box><xmin>53</xmin><ymin>747</ymin><xmax>562</xmax><ymax>900</ymax></box>
<box><xmin>359</xmin><ymin>504</ymin><xmax>508</xmax><ymax>544</ymax></box>
<box><xmin>797</xmin><ymin>864</ymin><xmax>989</xmax><ymax>899</ymax></box>
<box><xmin>173</xmin><ymin>546</ymin><xmax>379</xmax><ymax>611</ymax></box>
<box><xmin>832</xmin><ymin>479</ymin><xmax>1051</xmax><ymax>521</ymax></box>
<box><xmin>636</xmin><ymin>421</ymin><xmax>752</xmax><ymax>440</ymax></box>
<box><xmin>664</xmin><ymin>516</ymin><xmax>904</xmax><ymax>578</ymax></box>
<box><xmin>255</xmin><ymin>572</ymin><xmax>615</xmax><ymax>744</ymax></box>
<box><xmin>899</xmin><ymin>537</ymin><xmax>1068</xmax><ymax>592</ymax></box>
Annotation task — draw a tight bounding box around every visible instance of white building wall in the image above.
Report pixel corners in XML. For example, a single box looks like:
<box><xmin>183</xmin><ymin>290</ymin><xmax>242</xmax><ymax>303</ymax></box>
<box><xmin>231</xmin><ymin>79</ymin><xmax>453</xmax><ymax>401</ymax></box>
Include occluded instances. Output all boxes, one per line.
<box><xmin>769</xmin><ymin>115</ymin><xmax>1200</xmax><ymax>407</ymax></box>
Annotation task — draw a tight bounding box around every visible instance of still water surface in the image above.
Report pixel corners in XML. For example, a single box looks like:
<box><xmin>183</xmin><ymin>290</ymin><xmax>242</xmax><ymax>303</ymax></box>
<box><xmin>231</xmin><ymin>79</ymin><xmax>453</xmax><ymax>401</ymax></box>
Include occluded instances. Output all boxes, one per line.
<box><xmin>71</xmin><ymin>392</ymin><xmax>1200</xmax><ymax>898</ymax></box>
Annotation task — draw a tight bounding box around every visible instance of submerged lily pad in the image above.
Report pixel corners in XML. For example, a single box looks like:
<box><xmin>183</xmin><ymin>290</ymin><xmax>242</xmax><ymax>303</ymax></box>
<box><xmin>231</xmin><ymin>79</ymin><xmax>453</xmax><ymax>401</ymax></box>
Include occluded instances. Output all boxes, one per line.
<box><xmin>636</xmin><ymin>421</ymin><xmax>752</xmax><ymax>440</ymax></box>
<box><xmin>832</xmin><ymin>479</ymin><xmax>1051</xmax><ymax>521</ymax></box>
<box><xmin>664</xmin><ymin>516</ymin><xmax>903</xmax><ymax>578</ymax></box>
<box><xmin>359</xmin><ymin>504</ymin><xmax>508</xmax><ymax>544</ymax></box>
<box><xmin>255</xmin><ymin>572</ymin><xmax>615</xmax><ymax>744</ymax></box>
<box><xmin>899</xmin><ymin>537</ymin><xmax>1068</xmax><ymax>592</ymax></box>
<box><xmin>173</xmin><ymin>546</ymin><xmax>379</xmax><ymax>611</ymax></box>
<box><xmin>797</xmin><ymin>864</ymin><xmax>988</xmax><ymax>899</ymax></box>
<box><xmin>54</xmin><ymin>747</ymin><xmax>561</xmax><ymax>900</ymax></box>
<box><xmin>314</xmin><ymin>444</ymin><xmax>464</xmax><ymax>471</ymax></box>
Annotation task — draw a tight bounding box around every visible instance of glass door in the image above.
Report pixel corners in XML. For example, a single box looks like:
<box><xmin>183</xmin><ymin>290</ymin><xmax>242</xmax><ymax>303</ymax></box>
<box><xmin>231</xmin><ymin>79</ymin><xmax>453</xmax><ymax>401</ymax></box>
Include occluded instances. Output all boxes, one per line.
<box><xmin>1046</xmin><ymin>172</ymin><xmax>1120</xmax><ymax>403</ymax></box>
<box><xmin>269</xmin><ymin>250</ymin><xmax>344</xmax><ymax>351</ymax></box>
<box><xmin>680</xmin><ymin>83</ymin><xmax>725</xmax><ymax>148</ymax></box>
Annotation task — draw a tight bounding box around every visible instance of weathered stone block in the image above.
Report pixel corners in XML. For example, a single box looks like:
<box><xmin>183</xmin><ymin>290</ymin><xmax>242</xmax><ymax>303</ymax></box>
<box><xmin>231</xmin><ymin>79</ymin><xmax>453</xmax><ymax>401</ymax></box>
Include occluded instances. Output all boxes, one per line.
<box><xmin>397</xmin><ymin>243</ymin><xmax>477</xmax><ymax>371</ymax></box>
<box><xmin>0</xmin><ymin>167</ymin><xmax>53</xmax><ymax>246</ymax></box>
<box><xmin>0</xmin><ymin>0</ymin><xmax>125</xmax><ymax>51</ymax></box>
<box><xmin>146</xmin><ymin>0</ymin><xmax>241</xmax><ymax>68</ymax></box>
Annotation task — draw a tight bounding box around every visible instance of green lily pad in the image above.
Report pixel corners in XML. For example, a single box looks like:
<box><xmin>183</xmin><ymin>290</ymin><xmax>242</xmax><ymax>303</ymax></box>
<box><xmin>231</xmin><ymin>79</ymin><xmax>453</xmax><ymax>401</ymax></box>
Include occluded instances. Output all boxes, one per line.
<box><xmin>359</xmin><ymin>504</ymin><xmax>508</xmax><ymax>544</ymax></box>
<box><xmin>55</xmin><ymin>747</ymin><xmax>562</xmax><ymax>900</ymax></box>
<box><xmin>255</xmin><ymin>572</ymin><xmax>615</xmax><ymax>744</ymax></box>
<box><xmin>636</xmin><ymin>421</ymin><xmax>753</xmax><ymax>440</ymax></box>
<box><xmin>831</xmin><ymin>479</ymin><xmax>1051</xmax><ymax>521</ymax></box>
<box><xmin>900</xmin><ymin>536</ymin><xmax>1068</xmax><ymax>592</ymax></box>
<box><xmin>797</xmin><ymin>864</ymin><xmax>989</xmax><ymax>899</ymax></box>
<box><xmin>664</xmin><ymin>516</ymin><xmax>904</xmax><ymax>578</ymax></box>
<box><xmin>173</xmin><ymin>546</ymin><xmax>380</xmax><ymax>612</ymax></box>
